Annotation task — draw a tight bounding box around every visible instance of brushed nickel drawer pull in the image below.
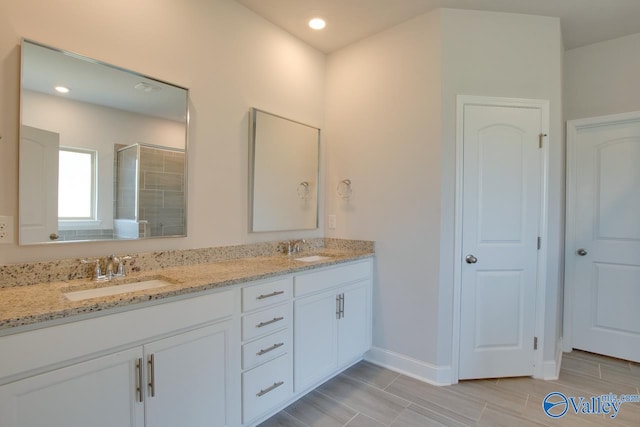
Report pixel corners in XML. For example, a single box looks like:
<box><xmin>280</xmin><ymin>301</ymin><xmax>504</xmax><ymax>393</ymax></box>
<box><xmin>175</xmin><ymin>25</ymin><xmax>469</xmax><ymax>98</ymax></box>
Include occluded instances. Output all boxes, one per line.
<box><xmin>148</xmin><ymin>354</ymin><xmax>155</xmax><ymax>397</ymax></box>
<box><xmin>257</xmin><ymin>316</ymin><xmax>284</xmax><ymax>328</ymax></box>
<box><xmin>136</xmin><ymin>358</ymin><xmax>143</xmax><ymax>403</ymax></box>
<box><xmin>257</xmin><ymin>342</ymin><xmax>285</xmax><ymax>356</ymax></box>
<box><xmin>256</xmin><ymin>290</ymin><xmax>285</xmax><ymax>300</ymax></box>
<box><xmin>256</xmin><ymin>381</ymin><xmax>284</xmax><ymax>397</ymax></box>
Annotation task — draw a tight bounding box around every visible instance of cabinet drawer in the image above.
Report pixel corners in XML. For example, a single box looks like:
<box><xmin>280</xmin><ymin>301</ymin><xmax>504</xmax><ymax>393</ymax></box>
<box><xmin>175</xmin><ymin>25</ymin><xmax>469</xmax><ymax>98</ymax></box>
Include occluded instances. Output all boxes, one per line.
<box><xmin>242</xmin><ymin>304</ymin><xmax>289</xmax><ymax>341</ymax></box>
<box><xmin>242</xmin><ymin>329</ymin><xmax>289</xmax><ymax>370</ymax></box>
<box><xmin>242</xmin><ymin>278</ymin><xmax>291</xmax><ymax>312</ymax></box>
<box><xmin>294</xmin><ymin>261</ymin><xmax>371</xmax><ymax>297</ymax></box>
<box><xmin>242</xmin><ymin>354</ymin><xmax>292</xmax><ymax>423</ymax></box>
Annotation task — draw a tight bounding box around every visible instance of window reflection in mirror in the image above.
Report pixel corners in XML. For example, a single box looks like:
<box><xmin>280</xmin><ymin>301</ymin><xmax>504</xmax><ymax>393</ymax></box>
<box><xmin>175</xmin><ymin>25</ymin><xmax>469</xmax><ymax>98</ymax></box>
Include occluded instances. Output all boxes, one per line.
<box><xmin>18</xmin><ymin>39</ymin><xmax>188</xmax><ymax>244</ymax></box>
<box><xmin>58</xmin><ymin>147</ymin><xmax>96</xmax><ymax>220</ymax></box>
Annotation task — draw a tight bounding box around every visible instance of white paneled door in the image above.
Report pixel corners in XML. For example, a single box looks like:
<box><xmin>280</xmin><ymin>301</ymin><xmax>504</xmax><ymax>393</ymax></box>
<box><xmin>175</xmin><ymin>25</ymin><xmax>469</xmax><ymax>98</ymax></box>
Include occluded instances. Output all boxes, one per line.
<box><xmin>566</xmin><ymin>113</ymin><xmax>640</xmax><ymax>363</ymax></box>
<box><xmin>19</xmin><ymin>125</ymin><xmax>60</xmax><ymax>245</ymax></box>
<box><xmin>459</xmin><ymin>102</ymin><xmax>545</xmax><ymax>379</ymax></box>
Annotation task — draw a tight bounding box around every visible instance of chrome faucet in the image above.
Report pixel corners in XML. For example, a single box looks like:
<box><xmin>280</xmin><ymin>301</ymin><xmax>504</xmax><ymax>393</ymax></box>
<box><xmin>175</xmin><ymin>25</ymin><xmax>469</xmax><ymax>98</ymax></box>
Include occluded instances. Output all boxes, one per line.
<box><xmin>279</xmin><ymin>239</ymin><xmax>306</xmax><ymax>255</ymax></box>
<box><xmin>82</xmin><ymin>255</ymin><xmax>133</xmax><ymax>281</ymax></box>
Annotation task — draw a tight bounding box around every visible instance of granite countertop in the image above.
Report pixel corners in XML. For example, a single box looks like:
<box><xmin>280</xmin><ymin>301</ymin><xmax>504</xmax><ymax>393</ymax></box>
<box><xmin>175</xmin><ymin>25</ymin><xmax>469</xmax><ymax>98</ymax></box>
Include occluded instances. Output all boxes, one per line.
<box><xmin>0</xmin><ymin>249</ymin><xmax>373</xmax><ymax>333</ymax></box>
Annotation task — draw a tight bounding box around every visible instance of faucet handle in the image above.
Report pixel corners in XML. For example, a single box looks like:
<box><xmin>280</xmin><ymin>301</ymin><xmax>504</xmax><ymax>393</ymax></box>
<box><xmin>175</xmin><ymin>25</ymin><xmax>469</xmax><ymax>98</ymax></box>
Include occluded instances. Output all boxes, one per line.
<box><xmin>81</xmin><ymin>258</ymin><xmax>102</xmax><ymax>279</ymax></box>
<box><xmin>278</xmin><ymin>241</ymin><xmax>292</xmax><ymax>255</ymax></box>
<box><xmin>292</xmin><ymin>239</ymin><xmax>306</xmax><ymax>253</ymax></box>
<box><xmin>114</xmin><ymin>255</ymin><xmax>133</xmax><ymax>276</ymax></box>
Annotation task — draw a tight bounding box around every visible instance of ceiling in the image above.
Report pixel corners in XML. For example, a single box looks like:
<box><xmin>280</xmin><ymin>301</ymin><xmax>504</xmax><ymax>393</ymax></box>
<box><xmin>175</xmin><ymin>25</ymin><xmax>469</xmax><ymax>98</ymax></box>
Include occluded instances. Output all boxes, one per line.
<box><xmin>22</xmin><ymin>40</ymin><xmax>188</xmax><ymax>122</ymax></box>
<box><xmin>235</xmin><ymin>0</ymin><xmax>640</xmax><ymax>53</ymax></box>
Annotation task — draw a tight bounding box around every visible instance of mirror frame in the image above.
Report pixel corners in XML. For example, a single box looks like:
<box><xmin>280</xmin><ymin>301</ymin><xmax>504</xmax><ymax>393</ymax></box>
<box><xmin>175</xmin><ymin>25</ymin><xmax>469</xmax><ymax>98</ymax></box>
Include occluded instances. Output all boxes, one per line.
<box><xmin>19</xmin><ymin>38</ymin><xmax>190</xmax><ymax>245</ymax></box>
<box><xmin>248</xmin><ymin>108</ymin><xmax>320</xmax><ymax>232</ymax></box>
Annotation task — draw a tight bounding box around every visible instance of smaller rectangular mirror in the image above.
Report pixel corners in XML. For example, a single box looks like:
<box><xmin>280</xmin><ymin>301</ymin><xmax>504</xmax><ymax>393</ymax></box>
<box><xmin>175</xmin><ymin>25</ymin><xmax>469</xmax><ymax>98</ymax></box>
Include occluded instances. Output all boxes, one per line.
<box><xmin>249</xmin><ymin>108</ymin><xmax>320</xmax><ymax>232</ymax></box>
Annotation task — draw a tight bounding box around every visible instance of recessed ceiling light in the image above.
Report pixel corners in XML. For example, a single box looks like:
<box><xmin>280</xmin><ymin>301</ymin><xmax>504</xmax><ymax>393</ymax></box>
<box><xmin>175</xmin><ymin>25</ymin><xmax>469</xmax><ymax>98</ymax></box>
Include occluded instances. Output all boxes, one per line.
<box><xmin>135</xmin><ymin>82</ymin><xmax>162</xmax><ymax>92</ymax></box>
<box><xmin>308</xmin><ymin>17</ymin><xmax>326</xmax><ymax>30</ymax></box>
<box><xmin>55</xmin><ymin>86</ymin><xmax>69</xmax><ymax>94</ymax></box>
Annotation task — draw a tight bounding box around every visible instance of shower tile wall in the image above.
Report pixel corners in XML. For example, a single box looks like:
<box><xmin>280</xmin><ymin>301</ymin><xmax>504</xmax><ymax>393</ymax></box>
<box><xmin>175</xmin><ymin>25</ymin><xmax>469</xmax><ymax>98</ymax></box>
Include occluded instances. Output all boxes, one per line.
<box><xmin>138</xmin><ymin>146</ymin><xmax>185</xmax><ymax>237</ymax></box>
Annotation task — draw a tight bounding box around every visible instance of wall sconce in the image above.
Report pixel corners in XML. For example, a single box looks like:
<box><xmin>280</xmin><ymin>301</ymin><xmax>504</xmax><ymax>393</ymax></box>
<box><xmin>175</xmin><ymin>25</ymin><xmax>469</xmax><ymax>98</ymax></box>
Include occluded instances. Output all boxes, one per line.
<box><xmin>336</xmin><ymin>179</ymin><xmax>352</xmax><ymax>200</ymax></box>
<box><xmin>297</xmin><ymin>181</ymin><xmax>311</xmax><ymax>200</ymax></box>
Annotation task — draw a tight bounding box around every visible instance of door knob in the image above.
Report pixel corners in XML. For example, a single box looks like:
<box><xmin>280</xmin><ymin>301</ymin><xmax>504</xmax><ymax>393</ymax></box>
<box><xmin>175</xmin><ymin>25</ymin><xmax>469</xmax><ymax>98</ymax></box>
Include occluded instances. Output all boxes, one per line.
<box><xmin>577</xmin><ymin>248</ymin><xmax>588</xmax><ymax>256</ymax></box>
<box><xmin>465</xmin><ymin>254</ymin><xmax>478</xmax><ymax>264</ymax></box>
<box><xmin>49</xmin><ymin>233</ymin><xmax>59</xmax><ymax>240</ymax></box>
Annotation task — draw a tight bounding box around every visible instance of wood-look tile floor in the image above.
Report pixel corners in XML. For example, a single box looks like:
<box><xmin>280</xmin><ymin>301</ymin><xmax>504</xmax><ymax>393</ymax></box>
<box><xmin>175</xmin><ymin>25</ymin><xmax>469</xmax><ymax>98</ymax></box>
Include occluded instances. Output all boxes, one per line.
<box><xmin>259</xmin><ymin>351</ymin><xmax>640</xmax><ymax>427</ymax></box>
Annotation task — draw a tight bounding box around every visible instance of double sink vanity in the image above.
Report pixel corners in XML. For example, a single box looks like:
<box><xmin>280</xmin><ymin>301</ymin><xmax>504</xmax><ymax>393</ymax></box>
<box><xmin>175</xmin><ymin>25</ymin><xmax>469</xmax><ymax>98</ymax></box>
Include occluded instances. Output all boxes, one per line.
<box><xmin>0</xmin><ymin>240</ymin><xmax>374</xmax><ymax>427</ymax></box>
<box><xmin>6</xmin><ymin>38</ymin><xmax>370</xmax><ymax>427</ymax></box>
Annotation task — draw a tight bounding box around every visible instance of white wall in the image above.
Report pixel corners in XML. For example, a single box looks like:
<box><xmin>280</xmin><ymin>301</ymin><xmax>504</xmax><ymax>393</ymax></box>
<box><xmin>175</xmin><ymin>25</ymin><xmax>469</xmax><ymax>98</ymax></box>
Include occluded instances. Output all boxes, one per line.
<box><xmin>0</xmin><ymin>0</ymin><xmax>325</xmax><ymax>264</ymax></box>
<box><xmin>565</xmin><ymin>32</ymin><xmax>640</xmax><ymax>121</ymax></box>
<box><xmin>439</xmin><ymin>9</ymin><xmax>564</xmax><ymax>367</ymax></box>
<box><xmin>326</xmin><ymin>8</ymin><xmax>564</xmax><ymax>380</ymax></box>
<box><xmin>325</xmin><ymin>11</ymin><xmax>443</xmax><ymax>366</ymax></box>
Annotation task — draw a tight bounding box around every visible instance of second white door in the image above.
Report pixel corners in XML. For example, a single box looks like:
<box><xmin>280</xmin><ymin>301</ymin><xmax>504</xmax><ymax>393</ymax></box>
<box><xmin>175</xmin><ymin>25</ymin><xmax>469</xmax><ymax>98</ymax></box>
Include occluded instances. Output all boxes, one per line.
<box><xmin>459</xmin><ymin>102</ymin><xmax>544</xmax><ymax>379</ymax></box>
<box><xmin>567</xmin><ymin>113</ymin><xmax>640</xmax><ymax>363</ymax></box>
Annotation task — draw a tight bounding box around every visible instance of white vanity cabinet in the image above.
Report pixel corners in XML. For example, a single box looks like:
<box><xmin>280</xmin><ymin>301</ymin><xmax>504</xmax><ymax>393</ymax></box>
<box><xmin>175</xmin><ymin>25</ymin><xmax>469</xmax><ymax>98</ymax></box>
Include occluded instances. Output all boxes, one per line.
<box><xmin>0</xmin><ymin>290</ymin><xmax>237</xmax><ymax>427</ymax></box>
<box><xmin>0</xmin><ymin>256</ymin><xmax>373</xmax><ymax>427</ymax></box>
<box><xmin>293</xmin><ymin>260</ymin><xmax>372</xmax><ymax>393</ymax></box>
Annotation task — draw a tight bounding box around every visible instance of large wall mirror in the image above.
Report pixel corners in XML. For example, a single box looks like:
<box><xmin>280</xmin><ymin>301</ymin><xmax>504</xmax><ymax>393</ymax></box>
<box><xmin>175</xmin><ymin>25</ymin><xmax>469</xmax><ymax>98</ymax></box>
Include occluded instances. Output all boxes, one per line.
<box><xmin>19</xmin><ymin>39</ymin><xmax>189</xmax><ymax>245</ymax></box>
<box><xmin>249</xmin><ymin>108</ymin><xmax>319</xmax><ymax>232</ymax></box>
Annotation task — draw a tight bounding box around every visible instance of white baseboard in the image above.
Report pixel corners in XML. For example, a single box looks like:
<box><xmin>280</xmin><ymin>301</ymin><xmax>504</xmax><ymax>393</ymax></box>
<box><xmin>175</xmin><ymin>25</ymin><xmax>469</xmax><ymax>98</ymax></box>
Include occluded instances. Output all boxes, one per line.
<box><xmin>538</xmin><ymin>337</ymin><xmax>563</xmax><ymax>380</ymax></box>
<box><xmin>364</xmin><ymin>346</ymin><xmax>452</xmax><ymax>386</ymax></box>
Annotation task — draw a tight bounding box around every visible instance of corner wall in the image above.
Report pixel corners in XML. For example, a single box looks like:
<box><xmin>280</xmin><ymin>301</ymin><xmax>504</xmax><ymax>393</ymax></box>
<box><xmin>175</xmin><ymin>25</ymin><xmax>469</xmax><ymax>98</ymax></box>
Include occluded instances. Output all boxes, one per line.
<box><xmin>325</xmin><ymin>10</ymin><xmax>443</xmax><ymax>368</ymax></box>
<box><xmin>0</xmin><ymin>0</ymin><xmax>326</xmax><ymax>265</ymax></box>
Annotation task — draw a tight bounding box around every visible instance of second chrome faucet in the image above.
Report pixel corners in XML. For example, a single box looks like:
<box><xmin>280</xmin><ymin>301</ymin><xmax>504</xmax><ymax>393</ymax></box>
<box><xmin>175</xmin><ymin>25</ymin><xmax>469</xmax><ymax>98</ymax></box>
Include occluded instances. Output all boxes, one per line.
<box><xmin>279</xmin><ymin>239</ymin><xmax>306</xmax><ymax>255</ymax></box>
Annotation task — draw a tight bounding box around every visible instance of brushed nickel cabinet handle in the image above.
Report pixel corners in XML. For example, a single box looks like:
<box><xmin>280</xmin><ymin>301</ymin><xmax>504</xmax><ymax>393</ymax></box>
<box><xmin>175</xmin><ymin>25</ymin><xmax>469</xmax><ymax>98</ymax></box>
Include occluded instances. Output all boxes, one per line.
<box><xmin>336</xmin><ymin>295</ymin><xmax>341</xmax><ymax>319</ymax></box>
<box><xmin>136</xmin><ymin>358</ymin><xmax>143</xmax><ymax>403</ymax></box>
<box><xmin>256</xmin><ymin>290</ymin><xmax>285</xmax><ymax>300</ymax></box>
<box><xmin>256</xmin><ymin>317</ymin><xmax>284</xmax><ymax>328</ymax></box>
<box><xmin>256</xmin><ymin>381</ymin><xmax>284</xmax><ymax>397</ymax></box>
<box><xmin>257</xmin><ymin>342</ymin><xmax>285</xmax><ymax>356</ymax></box>
<box><xmin>147</xmin><ymin>354</ymin><xmax>155</xmax><ymax>397</ymax></box>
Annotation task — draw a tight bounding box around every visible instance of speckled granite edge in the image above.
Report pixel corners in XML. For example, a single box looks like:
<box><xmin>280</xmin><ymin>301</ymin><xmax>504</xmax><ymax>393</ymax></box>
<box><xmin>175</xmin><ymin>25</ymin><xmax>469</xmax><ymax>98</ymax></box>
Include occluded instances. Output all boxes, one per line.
<box><xmin>324</xmin><ymin>238</ymin><xmax>374</xmax><ymax>252</ymax></box>
<box><xmin>0</xmin><ymin>238</ymin><xmax>373</xmax><ymax>288</ymax></box>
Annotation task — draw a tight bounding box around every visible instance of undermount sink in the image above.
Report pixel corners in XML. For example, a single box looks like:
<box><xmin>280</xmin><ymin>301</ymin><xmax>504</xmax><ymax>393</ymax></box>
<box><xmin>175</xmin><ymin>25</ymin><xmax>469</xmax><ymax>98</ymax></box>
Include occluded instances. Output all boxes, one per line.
<box><xmin>294</xmin><ymin>255</ymin><xmax>331</xmax><ymax>262</ymax></box>
<box><xmin>63</xmin><ymin>277</ymin><xmax>173</xmax><ymax>302</ymax></box>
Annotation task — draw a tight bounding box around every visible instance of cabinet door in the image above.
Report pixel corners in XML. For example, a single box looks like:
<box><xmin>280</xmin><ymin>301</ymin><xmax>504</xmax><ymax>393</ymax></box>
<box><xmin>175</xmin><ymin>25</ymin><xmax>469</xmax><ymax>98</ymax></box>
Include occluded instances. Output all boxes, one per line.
<box><xmin>293</xmin><ymin>289</ymin><xmax>338</xmax><ymax>392</ymax></box>
<box><xmin>338</xmin><ymin>280</ymin><xmax>371</xmax><ymax>366</ymax></box>
<box><xmin>144</xmin><ymin>321</ymin><xmax>231</xmax><ymax>427</ymax></box>
<box><xmin>0</xmin><ymin>348</ymin><xmax>144</xmax><ymax>427</ymax></box>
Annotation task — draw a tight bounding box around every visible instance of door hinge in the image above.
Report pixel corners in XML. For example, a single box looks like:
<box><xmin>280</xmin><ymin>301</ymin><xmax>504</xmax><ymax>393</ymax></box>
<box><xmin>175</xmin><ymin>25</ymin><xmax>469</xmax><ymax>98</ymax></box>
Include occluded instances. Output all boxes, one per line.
<box><xmin>534</xmin><ymin>336</ymin><xmax>538</xmax><ymax>350</ymax></box>
<box><xmin>539</xmin><ymin>133</ymin><xmax>547</xmax><ymax>148</ymax></box>
<box><xmin>537</xmin><ymin>237</ymin><xmax>541</xmax><ymax>250</ymax></box>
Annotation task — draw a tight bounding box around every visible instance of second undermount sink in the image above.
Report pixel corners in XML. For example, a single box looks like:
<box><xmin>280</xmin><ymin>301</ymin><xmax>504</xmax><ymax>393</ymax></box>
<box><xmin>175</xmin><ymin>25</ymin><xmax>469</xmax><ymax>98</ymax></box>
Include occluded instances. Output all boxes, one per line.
<box><xmin>294</xmin><ymin>255</ymin><xmax>332</xmax><ymax>262</ymax></box>
<box><xmin>64</xmin><ymin>277</ymin><xmax>173</xmax><ymax>302</ymax></box>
